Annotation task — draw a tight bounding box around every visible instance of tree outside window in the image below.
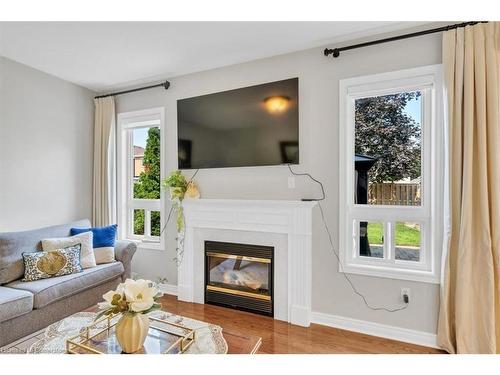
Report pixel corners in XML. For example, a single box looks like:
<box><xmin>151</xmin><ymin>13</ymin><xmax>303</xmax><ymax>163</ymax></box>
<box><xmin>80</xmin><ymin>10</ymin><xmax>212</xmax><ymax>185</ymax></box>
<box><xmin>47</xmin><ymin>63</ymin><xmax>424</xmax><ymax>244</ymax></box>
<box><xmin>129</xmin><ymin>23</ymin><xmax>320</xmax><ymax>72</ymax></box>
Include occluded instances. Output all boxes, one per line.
<box><xmin>133</xmin><ymin>127</ymin><xmax>161</xmax><ymax>236</ymax></box>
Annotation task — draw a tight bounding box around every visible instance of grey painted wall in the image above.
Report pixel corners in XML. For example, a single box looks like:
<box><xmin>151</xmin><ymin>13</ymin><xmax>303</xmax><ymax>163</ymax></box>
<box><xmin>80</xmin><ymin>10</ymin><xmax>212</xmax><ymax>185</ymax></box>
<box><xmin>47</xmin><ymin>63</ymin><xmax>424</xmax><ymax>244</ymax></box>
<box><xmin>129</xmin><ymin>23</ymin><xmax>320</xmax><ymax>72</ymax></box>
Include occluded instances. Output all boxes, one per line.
<box><xmin>0</xmin><ymin>57</ymin><xmax>94</xmax><ymax>231</ymax></box>
<box><xmin>116</xmin><ymin>32</ymin><xmax>442</xmax><ymax>334</ymax></box>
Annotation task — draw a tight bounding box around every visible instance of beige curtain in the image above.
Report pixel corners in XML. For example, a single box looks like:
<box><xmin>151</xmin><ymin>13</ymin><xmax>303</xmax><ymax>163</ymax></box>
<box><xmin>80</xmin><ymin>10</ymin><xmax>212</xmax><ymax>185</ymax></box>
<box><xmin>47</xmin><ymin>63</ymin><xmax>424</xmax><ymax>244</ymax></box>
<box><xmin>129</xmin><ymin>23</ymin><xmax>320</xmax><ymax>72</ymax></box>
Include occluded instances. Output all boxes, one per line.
<box><xmin>92</xmin><ymin>97</ymin><xmax>116</xmax><ymax>227</ymax></box>
<box><xmin>438</xmin><ymin>22</ymin><xmax>500</xmax><ymax>354</ymax></box>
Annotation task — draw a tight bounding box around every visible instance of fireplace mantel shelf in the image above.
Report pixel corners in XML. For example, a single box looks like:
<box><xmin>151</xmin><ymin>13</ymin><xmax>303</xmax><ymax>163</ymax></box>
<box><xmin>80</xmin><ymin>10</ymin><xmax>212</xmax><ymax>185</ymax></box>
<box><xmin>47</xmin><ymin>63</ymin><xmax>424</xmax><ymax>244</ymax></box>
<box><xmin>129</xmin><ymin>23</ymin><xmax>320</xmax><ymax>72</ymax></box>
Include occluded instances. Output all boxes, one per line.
<box><xmin>182</xmin><ymin>198</ymin><xmax>317</xmax><ymax>208</ymax></box>
<box><xmin>178</xmin><ymin>197</ymin><xmax>316</xmax><ymax>327</ymax></box>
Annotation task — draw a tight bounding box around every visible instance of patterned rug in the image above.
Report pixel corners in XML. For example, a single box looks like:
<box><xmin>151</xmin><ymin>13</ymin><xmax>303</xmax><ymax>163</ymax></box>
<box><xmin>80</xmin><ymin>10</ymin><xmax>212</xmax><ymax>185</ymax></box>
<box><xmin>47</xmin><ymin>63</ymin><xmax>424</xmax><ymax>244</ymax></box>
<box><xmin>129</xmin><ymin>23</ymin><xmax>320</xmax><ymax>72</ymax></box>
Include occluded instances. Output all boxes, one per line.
<box><xmin>1</xmin><ymin>310</ymin><xmax>228</xmax><ymax>354</ymax></box>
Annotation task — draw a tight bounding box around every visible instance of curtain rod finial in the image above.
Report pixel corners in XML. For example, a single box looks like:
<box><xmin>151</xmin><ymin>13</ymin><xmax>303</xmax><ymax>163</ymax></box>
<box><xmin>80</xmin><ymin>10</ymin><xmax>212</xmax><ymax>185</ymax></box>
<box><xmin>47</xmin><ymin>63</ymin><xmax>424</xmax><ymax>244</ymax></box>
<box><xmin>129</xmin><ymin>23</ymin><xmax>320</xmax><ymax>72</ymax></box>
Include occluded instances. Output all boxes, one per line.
<box><xmin>163</xmin><ymin>80</ymin><xmax>171</xmax><ymax>90</ymax></box>
<box><xmin>324</xmin><ymin>48</ymin><xmax>340</xmax><ymax>58</ymax></box>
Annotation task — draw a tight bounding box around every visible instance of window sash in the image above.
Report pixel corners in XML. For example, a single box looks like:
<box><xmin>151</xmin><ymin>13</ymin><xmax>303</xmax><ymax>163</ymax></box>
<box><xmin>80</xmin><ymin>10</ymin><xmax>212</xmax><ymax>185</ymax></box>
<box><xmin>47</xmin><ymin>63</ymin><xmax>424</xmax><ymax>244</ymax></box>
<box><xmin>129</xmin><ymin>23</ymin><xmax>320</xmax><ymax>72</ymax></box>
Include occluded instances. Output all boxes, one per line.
<box><xmin>128</xmin><ymin>208</ymin><xmax>161</xmax><ymax>242</ymax></box>
<box><xmin>351</xmin><ymin>220</ymin><xmax>428</xmax><ymax>270</ymax></box>
<box><xmin>347</xmin><ymin>87</ymin><xmax>430</xmax><ymax>210</ymax></box>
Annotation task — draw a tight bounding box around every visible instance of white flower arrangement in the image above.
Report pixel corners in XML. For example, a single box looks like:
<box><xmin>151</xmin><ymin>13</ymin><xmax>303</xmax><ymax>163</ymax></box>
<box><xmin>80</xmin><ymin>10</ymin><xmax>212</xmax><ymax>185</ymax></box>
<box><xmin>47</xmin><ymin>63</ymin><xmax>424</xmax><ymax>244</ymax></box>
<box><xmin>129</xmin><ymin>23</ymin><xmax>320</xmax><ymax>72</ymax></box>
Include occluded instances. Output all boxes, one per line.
<box><xmin>96</xmin><ymin>279</ymin><xmax>162</xmax><ymax>319</ymax></box>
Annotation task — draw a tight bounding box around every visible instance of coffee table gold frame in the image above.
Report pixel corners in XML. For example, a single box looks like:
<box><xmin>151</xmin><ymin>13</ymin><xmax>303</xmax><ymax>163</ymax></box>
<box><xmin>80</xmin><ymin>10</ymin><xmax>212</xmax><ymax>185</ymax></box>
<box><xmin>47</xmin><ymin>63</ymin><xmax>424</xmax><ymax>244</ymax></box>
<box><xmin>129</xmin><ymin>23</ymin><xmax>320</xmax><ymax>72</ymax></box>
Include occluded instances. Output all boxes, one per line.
<box><xmin>66</xmin><ymin>314</ymin><xmax>196</xmax><ymax>354</ymax></box>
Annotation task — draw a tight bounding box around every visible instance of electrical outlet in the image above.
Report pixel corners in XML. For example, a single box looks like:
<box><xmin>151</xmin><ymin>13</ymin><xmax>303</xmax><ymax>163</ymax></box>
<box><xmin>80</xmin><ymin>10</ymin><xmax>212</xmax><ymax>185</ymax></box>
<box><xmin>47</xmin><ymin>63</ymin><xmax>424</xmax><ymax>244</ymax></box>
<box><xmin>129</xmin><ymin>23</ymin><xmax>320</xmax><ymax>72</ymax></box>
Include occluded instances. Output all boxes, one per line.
<box><xmin>288</xmin><ymin>176</ymin><xmax>296</xmax><ymax>189</ymax></box>
<box><xmin>401</xmin><ymin>288</ymin><xmax>411</xmax><ymax>303</ymax></box>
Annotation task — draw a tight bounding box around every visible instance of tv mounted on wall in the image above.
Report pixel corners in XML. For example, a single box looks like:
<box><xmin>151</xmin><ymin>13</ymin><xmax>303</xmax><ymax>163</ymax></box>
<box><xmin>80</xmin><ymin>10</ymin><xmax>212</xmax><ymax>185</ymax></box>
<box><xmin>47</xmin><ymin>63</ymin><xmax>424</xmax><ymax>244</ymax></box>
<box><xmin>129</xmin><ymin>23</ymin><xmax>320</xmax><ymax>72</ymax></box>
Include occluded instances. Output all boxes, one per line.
<box><xmin>177</xmin><ymin>78</ymin><xmax>299</xmax><ymax>169</ymax></box>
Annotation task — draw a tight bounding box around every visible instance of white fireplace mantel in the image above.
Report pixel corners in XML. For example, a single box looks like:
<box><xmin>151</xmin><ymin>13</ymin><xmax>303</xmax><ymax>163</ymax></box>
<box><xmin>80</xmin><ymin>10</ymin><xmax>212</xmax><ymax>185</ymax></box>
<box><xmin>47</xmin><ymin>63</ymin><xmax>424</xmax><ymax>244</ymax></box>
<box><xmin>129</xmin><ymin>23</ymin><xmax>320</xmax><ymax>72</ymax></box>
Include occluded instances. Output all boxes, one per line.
<box><xmin>177</xmin><ymin>198</ymin><xmax>317</xmax><ymax>327</ymax></box>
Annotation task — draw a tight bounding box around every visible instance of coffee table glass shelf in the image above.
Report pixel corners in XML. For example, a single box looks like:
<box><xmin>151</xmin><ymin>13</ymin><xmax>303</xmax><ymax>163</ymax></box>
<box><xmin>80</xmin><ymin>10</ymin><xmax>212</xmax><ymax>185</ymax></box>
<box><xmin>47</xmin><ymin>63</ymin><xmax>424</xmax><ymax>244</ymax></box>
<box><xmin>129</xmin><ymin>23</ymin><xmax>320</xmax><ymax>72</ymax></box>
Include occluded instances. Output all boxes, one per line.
<box><xmin>66</xmin><ymin>314</ymin><xmax>195</xmax><ymax>354</ymax></box>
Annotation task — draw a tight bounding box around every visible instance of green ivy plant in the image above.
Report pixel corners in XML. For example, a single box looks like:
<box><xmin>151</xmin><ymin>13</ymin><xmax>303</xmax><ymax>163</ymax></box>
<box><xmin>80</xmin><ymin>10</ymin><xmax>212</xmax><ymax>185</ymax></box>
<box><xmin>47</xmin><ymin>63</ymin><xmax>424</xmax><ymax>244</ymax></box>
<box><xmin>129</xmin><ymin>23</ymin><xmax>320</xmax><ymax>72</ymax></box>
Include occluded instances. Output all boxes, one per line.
<box><xmin>162</xmin><ymin>170</ymin><xmax>190</xmax><ymax>264</ymax></box>
<box><xmin>162</xmin><ymin>170</ymin><xmax>188</xmax><ymax>232</ymax></box>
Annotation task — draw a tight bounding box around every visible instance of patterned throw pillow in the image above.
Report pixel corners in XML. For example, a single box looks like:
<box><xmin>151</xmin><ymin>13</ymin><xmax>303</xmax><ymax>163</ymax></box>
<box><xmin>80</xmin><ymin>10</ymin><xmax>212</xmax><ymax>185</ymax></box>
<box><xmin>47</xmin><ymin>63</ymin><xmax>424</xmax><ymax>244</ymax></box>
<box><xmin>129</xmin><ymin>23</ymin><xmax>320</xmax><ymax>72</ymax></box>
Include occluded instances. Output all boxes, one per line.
<box><xmin>22</xmin><ymin>245</ymin><xmax>83</xmax><ymax>282</ymax></box>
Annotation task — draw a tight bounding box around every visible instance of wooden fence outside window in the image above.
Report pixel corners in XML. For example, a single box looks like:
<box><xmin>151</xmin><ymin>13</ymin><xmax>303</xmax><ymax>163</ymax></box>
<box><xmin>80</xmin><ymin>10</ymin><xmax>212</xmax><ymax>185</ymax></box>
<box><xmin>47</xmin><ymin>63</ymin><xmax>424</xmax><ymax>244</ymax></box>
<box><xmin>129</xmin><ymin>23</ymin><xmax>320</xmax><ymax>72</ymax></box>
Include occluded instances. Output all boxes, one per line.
<box><xmin>368</xmin><ymin>183</ymin><xmax>421</xmax><ymax>206</ymax></box>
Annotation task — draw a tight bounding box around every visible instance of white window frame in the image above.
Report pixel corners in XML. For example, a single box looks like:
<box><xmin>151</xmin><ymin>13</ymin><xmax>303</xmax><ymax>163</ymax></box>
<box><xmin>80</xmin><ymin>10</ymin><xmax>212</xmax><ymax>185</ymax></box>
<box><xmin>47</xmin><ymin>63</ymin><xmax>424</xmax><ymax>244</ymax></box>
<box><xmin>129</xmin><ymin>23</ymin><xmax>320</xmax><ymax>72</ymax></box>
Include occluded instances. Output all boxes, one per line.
<box><xmin>117</xmin><ymin>107</ymin><xmax>166</xmax><ymax>251</ymax></box>
<box><xmin>338</xmin><ymin>65</ymin><xmax>443</xmax><ymax>283</ymax></box>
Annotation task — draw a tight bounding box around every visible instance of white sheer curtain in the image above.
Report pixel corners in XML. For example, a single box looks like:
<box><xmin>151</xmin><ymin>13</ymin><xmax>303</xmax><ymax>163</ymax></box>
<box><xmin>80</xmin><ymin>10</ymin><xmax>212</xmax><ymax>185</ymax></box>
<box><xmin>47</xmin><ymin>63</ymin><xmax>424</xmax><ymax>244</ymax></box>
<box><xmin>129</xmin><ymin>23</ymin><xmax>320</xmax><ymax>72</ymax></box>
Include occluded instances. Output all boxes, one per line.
<box><xmin>92</xmin><ymin>96</ymin><xmax>116</xmax><ymax>226</ymax></box>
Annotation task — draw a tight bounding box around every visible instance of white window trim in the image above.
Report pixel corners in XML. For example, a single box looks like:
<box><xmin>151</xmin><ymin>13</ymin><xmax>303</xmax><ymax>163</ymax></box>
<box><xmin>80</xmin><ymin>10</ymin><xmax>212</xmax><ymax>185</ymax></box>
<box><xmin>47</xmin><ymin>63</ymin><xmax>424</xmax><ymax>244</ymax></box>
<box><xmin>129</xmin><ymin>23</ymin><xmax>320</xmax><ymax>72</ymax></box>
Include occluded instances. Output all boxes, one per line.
<box><xmin>338</xmin><ymin>65</ymin><xmax>444</xmax><ymax>284</ymax></box>
<box><xmin>117</xmin><ymin>107</ymin><xmax>166</xmax><ymax>251</ymax></box>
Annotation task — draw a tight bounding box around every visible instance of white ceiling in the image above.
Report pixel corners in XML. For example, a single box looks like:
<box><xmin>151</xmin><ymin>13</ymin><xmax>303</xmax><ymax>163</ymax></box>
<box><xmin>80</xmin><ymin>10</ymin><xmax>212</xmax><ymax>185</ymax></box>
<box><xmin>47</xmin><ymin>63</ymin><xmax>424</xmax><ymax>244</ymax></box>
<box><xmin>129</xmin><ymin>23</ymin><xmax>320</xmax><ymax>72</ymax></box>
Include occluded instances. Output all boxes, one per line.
<box><xmin>0</xmin><ymin>22</ymin><xmax>429</xmax><ymax>92</ymax></box>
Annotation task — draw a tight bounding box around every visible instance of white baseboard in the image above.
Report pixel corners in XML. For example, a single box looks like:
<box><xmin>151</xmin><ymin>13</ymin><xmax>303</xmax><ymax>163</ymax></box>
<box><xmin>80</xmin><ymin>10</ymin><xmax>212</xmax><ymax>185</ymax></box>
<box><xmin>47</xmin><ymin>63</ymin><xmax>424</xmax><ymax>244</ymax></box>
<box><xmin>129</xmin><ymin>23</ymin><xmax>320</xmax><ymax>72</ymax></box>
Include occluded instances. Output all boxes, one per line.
<box><xmin>311</xmin><ymin>311</ymin><xmax>438</xmax><ymax>349</ymax></box>
<box><xmin>159</xmin><ymin>283</ymin><xmax>178</xmax><ymax>296</ymax></box>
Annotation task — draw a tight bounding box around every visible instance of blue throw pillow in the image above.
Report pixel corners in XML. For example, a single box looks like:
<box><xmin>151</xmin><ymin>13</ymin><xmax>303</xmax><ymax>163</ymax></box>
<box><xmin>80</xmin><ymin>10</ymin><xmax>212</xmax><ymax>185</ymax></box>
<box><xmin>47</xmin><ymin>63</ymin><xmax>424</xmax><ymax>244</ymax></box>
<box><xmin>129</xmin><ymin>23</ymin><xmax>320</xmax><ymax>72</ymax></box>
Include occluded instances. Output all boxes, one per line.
<box><xmin>70</xmin><ymin>224</ymin><xmax>117</xmax><ymax>248</ymax></box>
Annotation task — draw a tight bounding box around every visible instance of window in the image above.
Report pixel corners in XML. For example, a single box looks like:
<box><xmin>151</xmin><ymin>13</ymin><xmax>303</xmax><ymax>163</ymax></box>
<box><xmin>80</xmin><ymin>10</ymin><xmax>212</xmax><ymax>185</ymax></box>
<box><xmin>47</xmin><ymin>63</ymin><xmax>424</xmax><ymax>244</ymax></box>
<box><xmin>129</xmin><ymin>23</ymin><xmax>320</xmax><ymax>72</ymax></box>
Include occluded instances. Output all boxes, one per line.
<box><xmin>117</xmin><ymin>108</ymin><xmax>165</xmax><ymax>250</ymax></box>
<box><xmin>339</xmin><ymin>65</ymin><xmax>443</xmax><ymax>283</ymax></box>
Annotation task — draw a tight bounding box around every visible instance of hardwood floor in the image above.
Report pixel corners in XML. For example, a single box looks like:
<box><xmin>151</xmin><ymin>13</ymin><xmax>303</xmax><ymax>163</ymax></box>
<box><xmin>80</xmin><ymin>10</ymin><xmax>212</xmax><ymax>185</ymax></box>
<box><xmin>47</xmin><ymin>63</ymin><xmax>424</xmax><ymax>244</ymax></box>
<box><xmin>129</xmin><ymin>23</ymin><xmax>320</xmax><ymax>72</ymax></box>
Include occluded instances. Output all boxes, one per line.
<box><xmin>158</xmin><ymin>295</ymin><xmax>445</xmax><ymax>354</ymax></box>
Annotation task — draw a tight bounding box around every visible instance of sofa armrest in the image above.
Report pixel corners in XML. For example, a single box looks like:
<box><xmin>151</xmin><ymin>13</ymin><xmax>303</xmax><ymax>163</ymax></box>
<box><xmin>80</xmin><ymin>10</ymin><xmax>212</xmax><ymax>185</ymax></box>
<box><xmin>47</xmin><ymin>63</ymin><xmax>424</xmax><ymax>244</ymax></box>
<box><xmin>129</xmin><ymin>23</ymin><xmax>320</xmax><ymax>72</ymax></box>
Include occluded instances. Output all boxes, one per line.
<box><xmin>114</xmin><ymin>240</ymin><xmax>137</xmax><ymax>281</ymax></box>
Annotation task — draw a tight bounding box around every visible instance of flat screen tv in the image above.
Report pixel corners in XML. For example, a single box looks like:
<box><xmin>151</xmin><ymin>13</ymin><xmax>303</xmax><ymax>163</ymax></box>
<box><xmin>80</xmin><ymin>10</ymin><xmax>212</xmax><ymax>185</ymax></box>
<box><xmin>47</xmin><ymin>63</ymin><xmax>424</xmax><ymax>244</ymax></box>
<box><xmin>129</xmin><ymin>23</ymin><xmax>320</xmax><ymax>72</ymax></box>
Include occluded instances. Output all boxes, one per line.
<box><xmin>177</xmin><ymin>78</ymin><xmax>299</xmax><ymax>169</ymax></box>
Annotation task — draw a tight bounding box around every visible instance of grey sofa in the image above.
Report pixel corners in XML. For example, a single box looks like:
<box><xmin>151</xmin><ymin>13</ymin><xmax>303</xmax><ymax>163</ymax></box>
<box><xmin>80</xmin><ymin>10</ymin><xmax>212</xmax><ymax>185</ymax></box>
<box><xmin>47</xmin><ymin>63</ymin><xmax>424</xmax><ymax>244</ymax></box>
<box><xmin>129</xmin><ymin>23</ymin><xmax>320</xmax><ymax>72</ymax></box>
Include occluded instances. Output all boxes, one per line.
<box><xmin>0</xmin><ymin>219</ymin><xmax>137</xmax><ymax>347</ymax></box>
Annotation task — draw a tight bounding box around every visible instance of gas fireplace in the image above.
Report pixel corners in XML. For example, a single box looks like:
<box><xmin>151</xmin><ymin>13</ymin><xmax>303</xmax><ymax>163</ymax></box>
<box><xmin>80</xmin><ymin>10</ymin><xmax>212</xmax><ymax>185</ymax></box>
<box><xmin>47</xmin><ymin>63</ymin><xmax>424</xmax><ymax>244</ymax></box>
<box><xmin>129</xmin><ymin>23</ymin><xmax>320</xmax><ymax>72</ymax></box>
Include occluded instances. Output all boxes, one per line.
<box><xmin>204</xmin><ymin>241</ymin><xmax>273</xmax><ymax>316</ymax></box>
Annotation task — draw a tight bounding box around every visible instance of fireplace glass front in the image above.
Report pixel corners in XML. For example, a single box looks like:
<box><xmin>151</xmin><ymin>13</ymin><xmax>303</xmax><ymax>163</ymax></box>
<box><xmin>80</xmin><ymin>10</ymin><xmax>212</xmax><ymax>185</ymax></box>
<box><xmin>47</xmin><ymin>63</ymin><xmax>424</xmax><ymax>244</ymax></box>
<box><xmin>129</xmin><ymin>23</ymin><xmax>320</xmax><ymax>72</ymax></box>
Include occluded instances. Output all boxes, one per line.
<box><xmin>205</xmin><ymin>241</ymin><xmax>273</xmax><ymax>316</ymax></box>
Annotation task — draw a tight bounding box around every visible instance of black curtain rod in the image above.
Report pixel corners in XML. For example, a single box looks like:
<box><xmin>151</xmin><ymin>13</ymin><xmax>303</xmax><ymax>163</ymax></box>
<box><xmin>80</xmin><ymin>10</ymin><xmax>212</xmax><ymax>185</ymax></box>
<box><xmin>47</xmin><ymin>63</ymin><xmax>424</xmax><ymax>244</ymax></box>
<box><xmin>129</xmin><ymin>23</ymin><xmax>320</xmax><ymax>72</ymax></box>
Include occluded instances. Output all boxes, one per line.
<box><xmin>324</xmin><ymin>21</ymin><xmax>488</xmax><ymax>58</ymax></box>
<box><xmin>94</xmin><ymin>80</ymin><xmax>170</xmax><ymax>99</ymax></box>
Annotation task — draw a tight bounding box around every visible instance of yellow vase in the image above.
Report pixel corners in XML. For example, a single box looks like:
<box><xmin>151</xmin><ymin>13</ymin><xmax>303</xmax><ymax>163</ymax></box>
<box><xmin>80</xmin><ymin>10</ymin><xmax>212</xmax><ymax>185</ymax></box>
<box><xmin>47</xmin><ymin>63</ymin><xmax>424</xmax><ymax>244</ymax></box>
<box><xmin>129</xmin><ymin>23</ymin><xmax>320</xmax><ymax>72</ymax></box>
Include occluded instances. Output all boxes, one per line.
<box><xmin>115</xmin><ymin>313</ymin><xmax>150</xmax><ymax>353</ymax></box>
<box><xmin>185</xmin><ymin>181</ymin><xmax>200</xmax><ymax>199</ymax></box>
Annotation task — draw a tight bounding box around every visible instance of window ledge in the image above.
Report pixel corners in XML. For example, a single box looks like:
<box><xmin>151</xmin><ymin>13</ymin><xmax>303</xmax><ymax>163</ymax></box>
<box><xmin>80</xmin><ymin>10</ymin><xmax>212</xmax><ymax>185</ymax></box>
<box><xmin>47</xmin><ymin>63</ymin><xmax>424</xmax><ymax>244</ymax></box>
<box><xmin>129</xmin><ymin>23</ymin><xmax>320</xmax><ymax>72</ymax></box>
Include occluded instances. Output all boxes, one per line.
<box><xmin>129</xmin><ymin>240</ymin><xmax>165</xmax><ymax>252</ymax></box>
<box><xmin>339</xmin><ymin>262</ymin><xmax>439</xmax><ymax>284</ymax></box>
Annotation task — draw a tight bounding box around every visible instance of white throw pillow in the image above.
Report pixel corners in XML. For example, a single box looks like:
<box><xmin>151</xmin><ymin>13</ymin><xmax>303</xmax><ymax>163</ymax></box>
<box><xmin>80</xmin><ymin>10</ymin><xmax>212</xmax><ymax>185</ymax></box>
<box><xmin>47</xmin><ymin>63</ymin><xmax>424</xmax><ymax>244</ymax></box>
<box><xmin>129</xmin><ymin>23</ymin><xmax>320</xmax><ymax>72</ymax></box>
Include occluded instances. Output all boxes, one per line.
<box><xmin>41</xmin><ymin>232</ymin><xmax>96</xmax><ymax>269</ymax></box>
<box><xmin>93</xmin><ymin>246</ymin><xmax>115</xmax><ymax>264</ymax></box>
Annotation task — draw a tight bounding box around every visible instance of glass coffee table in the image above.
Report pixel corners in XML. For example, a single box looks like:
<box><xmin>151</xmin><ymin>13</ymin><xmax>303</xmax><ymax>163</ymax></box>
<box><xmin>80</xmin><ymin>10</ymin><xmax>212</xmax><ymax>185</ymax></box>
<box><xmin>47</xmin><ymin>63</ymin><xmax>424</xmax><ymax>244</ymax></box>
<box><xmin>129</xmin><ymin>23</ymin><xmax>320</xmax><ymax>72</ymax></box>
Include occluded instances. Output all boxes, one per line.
<box><xmin>66</xmin><ymin>314</ymin><xmax>195</xmax><ymax>354</ymax></box>
<box><xmin>26</xmin><ymin>310</ymin><xmax>228</xmax><ymax>354</ymax></box>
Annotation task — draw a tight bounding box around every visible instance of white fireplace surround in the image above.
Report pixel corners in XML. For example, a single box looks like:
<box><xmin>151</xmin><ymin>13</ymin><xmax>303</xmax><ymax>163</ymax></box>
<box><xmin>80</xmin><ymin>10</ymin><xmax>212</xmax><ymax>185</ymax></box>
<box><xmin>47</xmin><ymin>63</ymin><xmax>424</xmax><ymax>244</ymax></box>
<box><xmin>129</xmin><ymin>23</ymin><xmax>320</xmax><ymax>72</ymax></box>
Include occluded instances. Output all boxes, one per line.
<box><xmin>177</xmin><ymin>199</ymin><xmax>317</xmax><ymax>327</ymax></box>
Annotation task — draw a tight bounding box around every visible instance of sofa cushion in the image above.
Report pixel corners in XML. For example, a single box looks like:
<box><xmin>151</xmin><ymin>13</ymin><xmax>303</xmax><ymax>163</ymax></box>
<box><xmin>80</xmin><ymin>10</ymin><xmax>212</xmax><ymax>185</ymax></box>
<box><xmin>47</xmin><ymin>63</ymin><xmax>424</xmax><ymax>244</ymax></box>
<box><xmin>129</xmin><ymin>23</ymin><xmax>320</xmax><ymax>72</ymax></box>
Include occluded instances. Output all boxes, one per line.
<box><xmin>0</xmin><ymin>219</ymin><xmax>91</xmax><ymax>284</ymax></box>
<box><xmin>42</xmin><ymin>232</ymin><xmax>96</xmax><ymax>269</ymax></box>
<box><xmin>0</xmin><ymin>286</ymin><xmax>33</xmax><ymax>323</ymax></box>
<box><xmin>6</xmin><ymin>262</ymin><xmax>124</xmax><ymax>309</ymax></box>
<box><xmin>71</xmin><ymin>224</ymin><xmax>117</xmax><ymax>264</ymax></box>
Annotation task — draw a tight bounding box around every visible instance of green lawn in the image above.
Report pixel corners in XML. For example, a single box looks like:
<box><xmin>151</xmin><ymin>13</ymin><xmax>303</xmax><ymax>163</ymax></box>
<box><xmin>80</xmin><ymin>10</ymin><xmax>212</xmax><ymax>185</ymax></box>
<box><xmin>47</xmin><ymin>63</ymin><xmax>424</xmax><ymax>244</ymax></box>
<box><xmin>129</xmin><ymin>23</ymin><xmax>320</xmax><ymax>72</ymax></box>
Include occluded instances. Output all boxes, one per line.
<box><xmin>367</xmin><ymin>222</ymin><xmax>420</xmax><ymax>247</ymax></box>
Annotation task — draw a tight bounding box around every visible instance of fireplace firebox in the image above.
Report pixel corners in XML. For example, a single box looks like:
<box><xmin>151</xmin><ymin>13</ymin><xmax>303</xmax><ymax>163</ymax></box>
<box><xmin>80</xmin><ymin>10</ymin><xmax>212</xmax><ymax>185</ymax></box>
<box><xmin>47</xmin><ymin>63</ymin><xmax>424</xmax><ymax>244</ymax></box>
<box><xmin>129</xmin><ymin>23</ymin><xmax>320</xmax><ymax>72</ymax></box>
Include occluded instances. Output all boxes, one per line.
<box><xmin>204</xmin><ymin>241</ymin><xmax>273</xmax><ymax>316</ymax></box>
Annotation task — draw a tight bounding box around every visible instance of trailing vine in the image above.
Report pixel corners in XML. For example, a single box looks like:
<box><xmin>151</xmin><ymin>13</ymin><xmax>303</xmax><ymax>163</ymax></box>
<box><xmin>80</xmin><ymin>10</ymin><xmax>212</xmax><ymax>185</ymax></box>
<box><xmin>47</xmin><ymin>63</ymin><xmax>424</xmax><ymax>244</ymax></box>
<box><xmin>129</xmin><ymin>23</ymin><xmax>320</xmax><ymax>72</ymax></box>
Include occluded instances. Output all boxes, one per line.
<box><xmin>161</xmin><ymin>170</ymin><xmax>199</xmax><ymax>264</ymax></box>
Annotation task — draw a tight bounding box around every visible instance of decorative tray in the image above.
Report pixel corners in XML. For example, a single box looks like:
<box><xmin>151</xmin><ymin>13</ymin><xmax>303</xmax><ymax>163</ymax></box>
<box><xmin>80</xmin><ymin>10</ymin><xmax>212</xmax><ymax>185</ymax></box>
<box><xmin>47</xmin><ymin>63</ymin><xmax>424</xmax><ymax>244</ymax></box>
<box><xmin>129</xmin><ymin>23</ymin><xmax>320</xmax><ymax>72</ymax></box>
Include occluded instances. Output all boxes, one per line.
<box><xmin>66</xmin><ymin>314</ymin><xmax>195</xmax><ymax>354</ymax></box>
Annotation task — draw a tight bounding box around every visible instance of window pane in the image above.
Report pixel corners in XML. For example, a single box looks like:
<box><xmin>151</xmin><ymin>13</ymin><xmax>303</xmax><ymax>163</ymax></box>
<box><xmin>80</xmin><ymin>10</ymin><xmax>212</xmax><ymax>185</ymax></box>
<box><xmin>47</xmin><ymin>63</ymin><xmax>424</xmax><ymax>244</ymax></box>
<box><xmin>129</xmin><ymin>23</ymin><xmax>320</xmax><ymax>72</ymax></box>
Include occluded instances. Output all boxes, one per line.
<box><xmin>359</xmin><ymin>221</ymin><xmax>384</xmax><ymax>258</ymax></box>
<box><xmin>133</xmin><ymin>127</ymin><xmax>161</xmax><ymax>199</ymax></box>
<box><xmin>395</xmin><ymin>221</ymin><xmax>421</xmax><ymax>261</ymax></box>
<box><xmin>354</xmin><ymin>92</ymin><xmax>422</xmax><ymax>206</ymax></box>
<box><xmin>133</xmin><ymin>209</ymin><xmax>145</xmax><ymax>235</ymax></box>
<box><xmin>151</xmin><ymin>210</ymin><xmax>161</xmax><ymax>237</ymax></box>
